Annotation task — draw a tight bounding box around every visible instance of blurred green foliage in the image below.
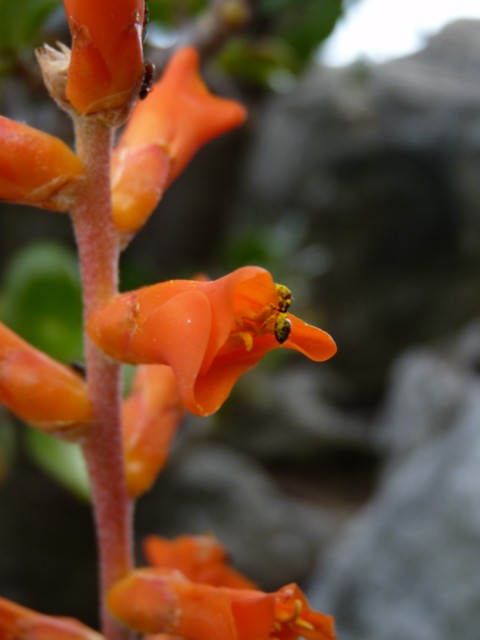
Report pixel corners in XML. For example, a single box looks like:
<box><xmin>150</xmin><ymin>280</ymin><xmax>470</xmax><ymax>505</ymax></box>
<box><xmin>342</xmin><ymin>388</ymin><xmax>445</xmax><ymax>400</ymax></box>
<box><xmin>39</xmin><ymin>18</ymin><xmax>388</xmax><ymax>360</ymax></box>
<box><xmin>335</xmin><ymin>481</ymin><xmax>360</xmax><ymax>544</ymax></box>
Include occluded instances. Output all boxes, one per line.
<box><xmin>150</xmin><ymin>0</ymin><xmax>343</xmax><ymax>85</ymax></box>
<box><xmin>24</xmin><ymin>427</ymin><xmax>90</xmax><ymax>500</ymax></box>
<box><xmin>260</xmin><ymin>0</ymin><xmax>342</xmax><ymax>61</ymax></box>
<box><xmin>1</xmin><ymin>241</ymin><xmax>83</xmax><ymax>362</ymax></box>
<box><xmin>221</xmin><ymin>213</ymin><xmax>332</xmax><ymax>284</ymax></box>
<box><xmin>0</xmin><ymin>0</ymin><xmax>58</xmax><ymax>51</ymax></box>
<box><xmin>217</xmin><ymin>37</ymin><xmax>298</xmax><ymax>89</ymax></box>
<box><xmin>149</xmin><ymin>0</ymin><xmax>208</xmax><ymax>22</ymax></box>
<box><xmin>0</xmin><ymin>0</ymin><xmax>343</xmax><ymax>87</ymax></box>
<box><xmin>0</xmin><ymin>241</ymin><xmax>88</xmax><ymax>496</ymax></box>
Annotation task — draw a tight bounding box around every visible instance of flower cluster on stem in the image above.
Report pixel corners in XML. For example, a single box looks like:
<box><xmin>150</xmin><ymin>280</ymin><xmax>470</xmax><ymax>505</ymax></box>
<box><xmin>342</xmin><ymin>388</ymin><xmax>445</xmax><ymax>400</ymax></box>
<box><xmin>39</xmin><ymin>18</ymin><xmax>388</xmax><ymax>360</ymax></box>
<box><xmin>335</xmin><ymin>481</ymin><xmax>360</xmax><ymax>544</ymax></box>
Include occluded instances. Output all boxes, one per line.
<box><xmin>0</xmin><ymin>2</ymin><xmax>337</xmax><ymax>640</ymax></box>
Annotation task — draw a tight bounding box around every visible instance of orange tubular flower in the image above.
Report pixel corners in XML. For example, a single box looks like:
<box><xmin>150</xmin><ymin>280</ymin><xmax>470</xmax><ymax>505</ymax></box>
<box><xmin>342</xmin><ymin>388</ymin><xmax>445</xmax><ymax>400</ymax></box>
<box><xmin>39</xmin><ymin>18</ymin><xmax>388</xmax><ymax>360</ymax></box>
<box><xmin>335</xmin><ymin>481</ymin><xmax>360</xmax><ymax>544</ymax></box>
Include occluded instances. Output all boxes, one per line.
<box><xmin>0</xmin><ymin>596</ymin><xmax>102</xmax><ymax>640</ymax></box>
<box><xmin>111</xmin><ymin>47</ymin><xmax>247</xmax><ymax>233</ymax></box>
<box><xmin>87</xmin><ymin>266</ymin><xmax>337</xmax><ymax>416</ymax></box>
<box><xmin>143</xmin><ymin>534</ymin><xmax>257</xmax><ymax>589</ymax></box>
<box><xmin>63</xmin><ymin>0</ymin><xmax>144</xmax><ymax>115</ymax></box>
<box><xmin>123</xmin><ymin>364</ymin><xmax>184</xmax><ymax>498</ymax></box>
<box><xmin>0</xmin><ymin>323</ymin><xmax>91</xmax><ymax>439</ymax></box>
<box><xmin>0</xmin><ymin>116</ymin><xmax>83</xmax><ymax>211</ymax></box>
<box><xmin>107</xmin><ymin>568</ymin><xmax>336</xmax><ymax>640</ymax></box>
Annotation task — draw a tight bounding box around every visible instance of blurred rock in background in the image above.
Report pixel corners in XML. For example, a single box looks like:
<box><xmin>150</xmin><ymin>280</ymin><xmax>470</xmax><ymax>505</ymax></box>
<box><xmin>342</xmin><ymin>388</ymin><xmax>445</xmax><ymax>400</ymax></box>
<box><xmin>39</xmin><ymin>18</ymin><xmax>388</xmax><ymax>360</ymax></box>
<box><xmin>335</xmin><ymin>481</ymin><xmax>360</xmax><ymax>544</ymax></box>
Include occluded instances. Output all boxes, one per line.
<box><xmin>309</xmin><ymin>322</ymin><xmax>480</xmax><ymax>640</ymax></box>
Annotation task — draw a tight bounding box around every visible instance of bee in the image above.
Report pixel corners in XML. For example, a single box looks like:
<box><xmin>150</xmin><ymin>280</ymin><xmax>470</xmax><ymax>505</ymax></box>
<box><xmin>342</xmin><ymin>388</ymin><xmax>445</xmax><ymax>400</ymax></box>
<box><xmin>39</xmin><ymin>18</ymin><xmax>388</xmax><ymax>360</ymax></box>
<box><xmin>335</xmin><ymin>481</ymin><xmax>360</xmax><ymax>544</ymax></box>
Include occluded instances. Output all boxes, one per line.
<box><xmin>274</xmin><ymin>313</ymin><xmax>292</xmax><ymax>344</ymax></box>
<box><xmin>273</xmin><ymin>283</ymin><xmax>293</xmax><ymax>344</ymax></box>
<box><xmin>139</xmin><ymin>61</ymin><xmax>155</xmax><ymax>100</ymax></box>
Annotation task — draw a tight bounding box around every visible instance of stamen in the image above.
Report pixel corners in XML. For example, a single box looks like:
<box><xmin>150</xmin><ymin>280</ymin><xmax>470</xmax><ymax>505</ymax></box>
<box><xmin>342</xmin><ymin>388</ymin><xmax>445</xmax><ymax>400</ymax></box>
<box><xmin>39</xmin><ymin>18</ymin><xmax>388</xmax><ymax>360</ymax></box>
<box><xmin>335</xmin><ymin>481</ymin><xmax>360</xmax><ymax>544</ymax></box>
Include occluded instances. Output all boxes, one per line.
<box><xmin>234</xmin><ymin>331</ymin><xmax>254</xmax><ymax>351</ymax></box>
<box><xmin>276</xmin><ymin>610</ymin><xmax>294</xmax><ymax>623</ymax></box>
<box><xmin>295</xmin><ymin>618</ymin><xmax>315</xmax><ymax>631</ymax></box>
<box><xmin>293</xmin><ymin>599</ymin><xmax>303</xmax><ymax>618</ymax></box>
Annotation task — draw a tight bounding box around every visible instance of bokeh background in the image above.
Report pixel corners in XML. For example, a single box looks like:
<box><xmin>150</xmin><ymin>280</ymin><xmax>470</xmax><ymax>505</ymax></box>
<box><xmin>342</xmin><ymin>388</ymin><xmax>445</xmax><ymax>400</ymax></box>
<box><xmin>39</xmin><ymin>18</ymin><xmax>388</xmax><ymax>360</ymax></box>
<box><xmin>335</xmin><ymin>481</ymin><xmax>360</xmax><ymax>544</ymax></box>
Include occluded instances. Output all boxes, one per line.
<box><xmin>1</xmin><ymin>2</ymin><xmax>480</xmax><ymax>639</ymax></box>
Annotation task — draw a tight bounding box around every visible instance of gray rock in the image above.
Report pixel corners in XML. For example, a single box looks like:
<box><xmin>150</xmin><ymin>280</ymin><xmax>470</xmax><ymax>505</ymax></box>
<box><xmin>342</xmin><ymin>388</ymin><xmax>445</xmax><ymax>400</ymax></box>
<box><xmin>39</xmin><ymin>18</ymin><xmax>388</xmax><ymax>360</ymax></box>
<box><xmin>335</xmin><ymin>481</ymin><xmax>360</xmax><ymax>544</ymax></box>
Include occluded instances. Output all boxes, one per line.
<box><xmin>214</xmin><ymin>366</ymin><xmax>370</xmax><ymax>460</ymax></box>
<box><xmin>308</xmin><ymin>334</ymin><xmax>480</xmax><ymax>640</ymax></box>
<box><xmin>376</xmin><ymin>349</ymin><xmax>472</xmax><ymax>460</ymax></box>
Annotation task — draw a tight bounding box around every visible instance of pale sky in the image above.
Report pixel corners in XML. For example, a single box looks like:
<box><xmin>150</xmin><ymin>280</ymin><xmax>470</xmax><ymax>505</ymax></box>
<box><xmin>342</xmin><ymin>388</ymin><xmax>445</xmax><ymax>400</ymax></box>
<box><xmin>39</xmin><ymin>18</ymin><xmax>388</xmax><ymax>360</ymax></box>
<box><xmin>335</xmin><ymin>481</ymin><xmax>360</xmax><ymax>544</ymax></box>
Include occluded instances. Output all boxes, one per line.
<box><xmin>320</xmin><ymin>0</ymin><xmax>480</xmax><ymax>66</ymax></box>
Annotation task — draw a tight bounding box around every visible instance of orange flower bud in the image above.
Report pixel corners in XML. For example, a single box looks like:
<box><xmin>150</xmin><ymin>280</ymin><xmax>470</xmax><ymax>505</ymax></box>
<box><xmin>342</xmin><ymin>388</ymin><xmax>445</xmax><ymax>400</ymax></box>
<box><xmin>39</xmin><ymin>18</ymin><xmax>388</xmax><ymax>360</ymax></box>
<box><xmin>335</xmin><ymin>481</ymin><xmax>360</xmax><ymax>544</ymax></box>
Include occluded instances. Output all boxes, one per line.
<box><xmin>111</xmin><ymin>145</ymin><xmax>170</xmax><ymax>234</ymax></box>
<box><xmin>0</xmin><ymin>116</ymin><xmax>83</xmax><ymax>211</ymax></box>
<box><xmin>0</xmin><ymin>596</ymin><xmax>102</xmax><ymax>640</ymax></box>
<box><xmin>87</xmin><ymin>267</ymin><xmax>336</xmax><ymax>416</ymax></box>
<box><xmin>111</xmin><ymin>47</ymin><xmax>247</xmax><ymax>233</ymax></box>
<box><xmin>63</xmin><ymin>0</ymin><xmax>144</xmax><ymax>116</ymax></box>
<box><xmin>0</xmin><ymin>323</ymin><xmax>91</xmax><ymax>439</ymax></box>
<box><xmin>123</xmin><ymin>364</ymin><xmax>184</xmax><ymax>498</ymax></box>
<box><xmin>108</xmin><ymin>569</ymin><xmax>237</xmax><ymax>639</ymax></box>
<box><xmin>108</xmin><ymin>569</ymin><xmax>336</xmax><ymax>640</ymax></box>
<box><xmin>143</xmin><ymin>534</ymin><xmax>257</xmax><ymax>589</ymax></box>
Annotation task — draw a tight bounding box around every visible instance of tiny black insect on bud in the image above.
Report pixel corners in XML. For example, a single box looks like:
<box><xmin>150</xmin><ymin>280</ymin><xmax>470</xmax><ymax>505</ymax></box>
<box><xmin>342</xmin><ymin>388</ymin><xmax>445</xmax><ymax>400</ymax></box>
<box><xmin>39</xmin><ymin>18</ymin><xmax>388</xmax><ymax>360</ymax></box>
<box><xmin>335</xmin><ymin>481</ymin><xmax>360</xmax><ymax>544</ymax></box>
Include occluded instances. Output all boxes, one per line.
<box><xmin>139</xmin><ymin>61</ymin><xmax>155</xmax><ymax>100</ymax></box>
<box><xmin>142</xmin><ymin>2</ymin><xmax>150</xmax><ymax>43</ymax></box>
<box><xmin>70</xmin><ymin>361</ymin><xmax>86</xmax><ymax>378</ymax></box>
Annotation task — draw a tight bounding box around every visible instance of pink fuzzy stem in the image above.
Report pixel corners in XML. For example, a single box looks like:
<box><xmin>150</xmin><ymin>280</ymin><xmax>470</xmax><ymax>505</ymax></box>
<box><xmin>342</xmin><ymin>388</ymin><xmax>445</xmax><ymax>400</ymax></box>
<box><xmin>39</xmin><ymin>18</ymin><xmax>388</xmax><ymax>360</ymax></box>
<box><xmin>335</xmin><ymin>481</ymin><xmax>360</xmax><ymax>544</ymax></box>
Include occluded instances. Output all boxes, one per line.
<box><xmin>71</xmin><ymin>117</ymin><xmax>134</xmax><ymax>640</ymax></box>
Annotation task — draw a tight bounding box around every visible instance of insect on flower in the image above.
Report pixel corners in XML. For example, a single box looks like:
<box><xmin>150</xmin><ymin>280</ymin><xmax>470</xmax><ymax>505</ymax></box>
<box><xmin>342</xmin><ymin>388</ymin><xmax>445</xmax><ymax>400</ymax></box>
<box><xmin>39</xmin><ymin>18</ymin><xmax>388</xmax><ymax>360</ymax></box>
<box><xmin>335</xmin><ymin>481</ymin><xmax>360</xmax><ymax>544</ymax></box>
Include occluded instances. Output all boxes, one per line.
<box><xmin>142</xmin><ymin>2</ymin><xmax>150</xmax><ymax>42</ymax></box>
<box><xmin>87</xmin><ymin>266</ymin><xmax>337</xmax><ymax>416</ymax></box>
<box><xmin>272</xmin><ymin>283</ymin><xmax>293</xmax><ymax>344</ymax></box>
<box><xmin>139</xmin><ymin>61</ymin><xmax>155</xmax><ymax>100</ymax></box>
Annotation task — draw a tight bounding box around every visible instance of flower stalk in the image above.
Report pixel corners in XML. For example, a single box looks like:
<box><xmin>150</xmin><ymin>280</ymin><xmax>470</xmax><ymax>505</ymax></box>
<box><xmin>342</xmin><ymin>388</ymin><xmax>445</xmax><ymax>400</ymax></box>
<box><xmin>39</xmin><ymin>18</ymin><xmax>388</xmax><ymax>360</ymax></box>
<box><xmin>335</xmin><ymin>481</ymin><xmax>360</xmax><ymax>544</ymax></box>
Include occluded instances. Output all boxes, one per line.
<box><xmin>71</xmin><ymin>116</ymin><xmax>133</xmax><ymax>640</ymax></box>
<box><xmin>0</xmin><ymin>0</ymin><xmax>338</xmax><ymax>632</ymax></box>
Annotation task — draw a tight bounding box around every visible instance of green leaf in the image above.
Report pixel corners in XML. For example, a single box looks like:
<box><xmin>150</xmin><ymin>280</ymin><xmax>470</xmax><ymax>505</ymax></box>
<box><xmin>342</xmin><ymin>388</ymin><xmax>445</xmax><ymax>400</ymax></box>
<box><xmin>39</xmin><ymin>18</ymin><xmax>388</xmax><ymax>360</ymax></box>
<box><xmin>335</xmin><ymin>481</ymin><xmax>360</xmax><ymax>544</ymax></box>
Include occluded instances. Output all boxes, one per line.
<box><xmin>0</xmin><ymin>0</ymin><xmax>60</xmax><ymax>50</ymax></box>
<box><xmin>282</xmin><ymin>1</ymin><xmax>343</xmax><ymax>61</ymax></box>
<box><xmin>1</xmin><ymin>242</ymin><xmax>83</xmax><ymax>363</ymax></box>
<box><xmin>260</xmin><ymin>0</ymin><xmax>343</xmax><ymax>64</ymax></box>
<box><xmin>24</xmin><ymin>427</ymin><xmax>90</xmax><ymax>500</ymax></box>
<box><xmin>217</xmin><ymin>36</ymin><xmax>298</xmax><ymax>88</ymax></box>
<box><xmin>148</xmin><ymin>0</ymin><xmax>208</xmax><ymax>24</ymax></box>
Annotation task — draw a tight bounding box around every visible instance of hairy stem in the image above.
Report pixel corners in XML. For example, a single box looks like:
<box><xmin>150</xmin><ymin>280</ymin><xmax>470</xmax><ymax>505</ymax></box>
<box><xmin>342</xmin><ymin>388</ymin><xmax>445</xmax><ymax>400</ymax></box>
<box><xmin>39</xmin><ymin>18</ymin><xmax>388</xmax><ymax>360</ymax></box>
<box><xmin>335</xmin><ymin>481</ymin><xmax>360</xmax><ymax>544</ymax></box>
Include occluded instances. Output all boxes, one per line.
<box><xmin>71</xmin><ymin>117</ymin><xmax>134</xmax><ymax>640</ymax></box>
